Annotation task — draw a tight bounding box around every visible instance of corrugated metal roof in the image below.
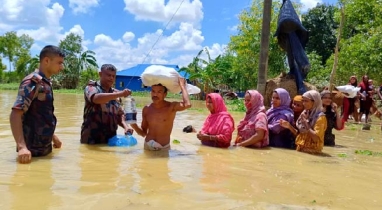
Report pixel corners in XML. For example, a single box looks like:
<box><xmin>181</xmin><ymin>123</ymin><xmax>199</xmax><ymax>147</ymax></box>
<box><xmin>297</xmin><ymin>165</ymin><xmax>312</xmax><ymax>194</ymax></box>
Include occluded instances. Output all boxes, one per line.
<box><xmin>116</xmin><ymin>64</ymin><xmax>189</xmax><ymax>78</ymax></box>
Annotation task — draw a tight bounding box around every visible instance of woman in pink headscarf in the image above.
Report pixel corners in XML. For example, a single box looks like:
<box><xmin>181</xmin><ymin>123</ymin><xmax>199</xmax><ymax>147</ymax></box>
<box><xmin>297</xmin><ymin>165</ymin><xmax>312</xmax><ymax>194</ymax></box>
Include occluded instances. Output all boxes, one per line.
<box><xmin>197</xmin><ymin>93</ymin><xmax>235</xmax><ymax>148</ymax></box>
<box><xmin>235</xmin><ymin>90</ymin><xmax>269</xmax><ymax>148</ymax></box>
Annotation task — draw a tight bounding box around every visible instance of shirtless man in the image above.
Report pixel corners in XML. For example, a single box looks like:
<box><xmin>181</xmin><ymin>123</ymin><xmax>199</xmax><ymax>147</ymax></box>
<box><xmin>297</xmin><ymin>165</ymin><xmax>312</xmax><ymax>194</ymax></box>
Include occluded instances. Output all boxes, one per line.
<box><xmin>131</xmin><ymin>77</ymin><xmax>191</xmax><ymax>150</ymax></box>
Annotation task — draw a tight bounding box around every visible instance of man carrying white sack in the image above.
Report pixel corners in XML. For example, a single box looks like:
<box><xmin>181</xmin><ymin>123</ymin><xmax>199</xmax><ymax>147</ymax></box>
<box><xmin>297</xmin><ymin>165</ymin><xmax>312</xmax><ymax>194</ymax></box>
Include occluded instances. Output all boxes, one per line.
<box><xmin>131</xmin><ymin>77</ymin><xmax>191</xmax><ymax>151</ymax></box>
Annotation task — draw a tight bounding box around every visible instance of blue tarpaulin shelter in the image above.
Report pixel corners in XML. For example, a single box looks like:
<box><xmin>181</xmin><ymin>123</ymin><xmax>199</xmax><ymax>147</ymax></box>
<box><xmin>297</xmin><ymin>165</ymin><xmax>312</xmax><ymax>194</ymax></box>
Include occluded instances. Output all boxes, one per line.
<box><xmin>115</xmin><ymin>64</ymin><xmax>189</xmax><ymax>91</ymax></box>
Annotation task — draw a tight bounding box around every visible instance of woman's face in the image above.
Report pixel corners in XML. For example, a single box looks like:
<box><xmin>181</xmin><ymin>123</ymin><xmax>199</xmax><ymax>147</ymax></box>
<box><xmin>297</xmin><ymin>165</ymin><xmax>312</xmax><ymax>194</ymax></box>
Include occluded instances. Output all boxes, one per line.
<box><xmin>271</xmin><ymin>92</ymin><xmax>281</xmax><ymax>108</ymax></box>
<box><xmin>350</xmin><ymin>77</ymin><xmax>356</xmax><ymax>84</ymax></box>
<box><xmin>206</xmin><ymin>97</ymin><xmax>214</xmax><ymax>112</ymax></box>
<box><xmin>363</xmin><ymin>76</ymin><xmax>369</xmax><ymax>83</ymax></box>
<box><xmin>292</xmin><ymin>100</ymin><xmax>304</xmax><ymax>113</ymax></box>
<box><xmin>244</xmin><ymin>93</ymin><xmax>251</xmax><ymax>110</ymax></box>
<box><xmin>321</xmin><ymin>93</ymin><xmax>331</xmax><ymax>106</ymax></box>
<box><xmin>302</xmin><ymin>97</ymin><xmax>314</xmax><ymax>110</ymax></box>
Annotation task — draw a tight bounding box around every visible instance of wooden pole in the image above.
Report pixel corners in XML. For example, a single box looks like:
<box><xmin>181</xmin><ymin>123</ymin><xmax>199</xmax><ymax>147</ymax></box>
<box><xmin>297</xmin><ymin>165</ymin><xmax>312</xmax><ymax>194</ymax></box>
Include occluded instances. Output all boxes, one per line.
<box><xmin>257</xmin><ymin>0</ymin><xmax>273</xmax><ymax>96</ymax></box>
<box><xmin>329</xmin><ymin>6</ymin><xmax>345</xmax><ymax>94</ymax></box>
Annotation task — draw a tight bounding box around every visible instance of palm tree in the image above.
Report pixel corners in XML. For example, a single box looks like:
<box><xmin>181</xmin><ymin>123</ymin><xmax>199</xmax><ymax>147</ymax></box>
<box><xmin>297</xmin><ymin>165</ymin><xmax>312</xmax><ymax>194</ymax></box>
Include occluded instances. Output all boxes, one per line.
<box><xmin>179</xmin><ymin>48</ymin><xmax>233</xmax><ymax>99</ymax></box>
<box><xmin>59</xmin><ymin>50</ymin><xmax>98</xmax><ymax>89</ymax></box>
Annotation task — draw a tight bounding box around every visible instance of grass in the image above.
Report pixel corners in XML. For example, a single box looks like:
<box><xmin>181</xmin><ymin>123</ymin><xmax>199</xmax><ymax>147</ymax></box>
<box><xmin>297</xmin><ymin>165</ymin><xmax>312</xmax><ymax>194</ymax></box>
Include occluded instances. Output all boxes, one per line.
<box><xmin>0</xmin><ymin>83</ymin><xmax>19</xmax><ymax>90</ymax></box>
<box><xmin>354</xmin><ymin>150</ymin><xmax>382</xmax><ymax>156</ymax></box>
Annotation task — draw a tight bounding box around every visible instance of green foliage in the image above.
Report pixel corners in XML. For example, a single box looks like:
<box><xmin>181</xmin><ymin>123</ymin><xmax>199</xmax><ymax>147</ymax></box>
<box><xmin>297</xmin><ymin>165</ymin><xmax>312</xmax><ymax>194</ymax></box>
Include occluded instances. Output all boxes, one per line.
<box><xmin>306</xmin><ymin>52</ymin><xmax>330</xmax><ymax>89</ymax></box>
<box><xmin>302</xmin><ymin>4</ymin><xmax>339</xmax><ymax>64</ymax></box>
<box><xmin>79</xmin><ymin>68</ymin><xmax>99</xmax><ymax>89</ymax></box>
<box><xmin>330</xmin><ymin>0</ymin><xmax>382</xmax><ymax>85</ymax></box>
<box><xmin>225</xmin><ymin>99</ymin><xmax>246</xmax><ymax>112</ymax></box>
<box><xmin>337</xmin><ymin>153</ymin><xmax>348</xmax><ymax>158</ymax></box>
<box><xmin>228</xmin><ymin>0</ymin><xmax>286</xmax><ymax>90</ymax></box>
<box><xmin>179</xmin><ymin>48</ymin><xmax>236</xmax><ymax>99</ymax></box>
<box><xmin>172</xmin><ymin>139</ymin><xmax>181</xmax><ymax>144</ymax></box>
<box><xmin>355</xmin><ymin>150</ymin><xmax>382</xmax><ymax>156</ymax></box>
<box><xmin>0</xmin><ymin>31</ymin><xmax>20</xmax><ymax>71</ymax></box>
<box><xmin>57</xmin><ymin>33</ymin><xmax>98</xmax><ymax>89</ymax></box>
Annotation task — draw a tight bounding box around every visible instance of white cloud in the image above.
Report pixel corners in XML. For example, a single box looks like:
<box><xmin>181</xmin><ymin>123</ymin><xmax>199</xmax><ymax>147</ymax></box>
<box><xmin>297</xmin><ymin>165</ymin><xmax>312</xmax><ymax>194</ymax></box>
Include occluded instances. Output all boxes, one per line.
<box><xmin>0</xmin><ymin>0</ymin><xmax>90</xmax><ymax>46</ymax></box>
<box><xmin>16</xmin><ymin>3</ymin><xmax>65</xmax><ymax>43</ymax></box>
<box><xmin>300</xmin><ymin>0</ymin><xmax>322</xmax><ymax>11</ymax></box>
<box><xmin>123</xmin><ymin>0</ymin><xmax>203</xmax><ymax>27</ymax></box>
<box><xmin>69</xmin><ymin>0</ymin><xmax>100</xmax><ymax>14</ymax></box>
<box><xmin>92</xmin><ymin>22</ymin><xmax>205</xmax><ymax>69</ymax></box>
<box><xmin>0</xmin><ymin>0</ymin><xmax>226</xmax><ymax>72</ymax></box>
<box><xmin>0</xmin><ymin>1</ymin><xmax>64</xmax><ymax>30</ymax></box>
<box><xmin>122</xmin><ymin>32</ymin><xmax>135</xmax><ymax>42</ymax></box>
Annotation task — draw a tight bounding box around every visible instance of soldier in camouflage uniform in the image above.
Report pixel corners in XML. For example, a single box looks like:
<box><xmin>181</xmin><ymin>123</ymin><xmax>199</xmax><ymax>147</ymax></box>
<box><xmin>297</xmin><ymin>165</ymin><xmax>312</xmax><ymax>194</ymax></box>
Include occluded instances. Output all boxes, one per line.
<box><xmin>81</xmin><ymin>64</ymin><xmax>134</xmax><ymax>144</ymax></box>
<box><xmin>10</xmin><ymin>45</ymin><xmax>65</xmax><ymax>164</ymax></box>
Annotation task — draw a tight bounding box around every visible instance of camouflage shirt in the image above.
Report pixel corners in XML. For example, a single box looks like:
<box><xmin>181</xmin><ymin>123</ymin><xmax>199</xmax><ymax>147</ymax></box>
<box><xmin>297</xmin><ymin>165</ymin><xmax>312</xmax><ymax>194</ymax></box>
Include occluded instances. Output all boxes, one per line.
<box><xmin>12</xmin><ymin>71</ymin><xmax>56</xmax><ymax>157</ymax></box>
<box><xmin>80</xmin><ymin>81</ymin><xmax>124</xmax><ymax>144</ymax></box>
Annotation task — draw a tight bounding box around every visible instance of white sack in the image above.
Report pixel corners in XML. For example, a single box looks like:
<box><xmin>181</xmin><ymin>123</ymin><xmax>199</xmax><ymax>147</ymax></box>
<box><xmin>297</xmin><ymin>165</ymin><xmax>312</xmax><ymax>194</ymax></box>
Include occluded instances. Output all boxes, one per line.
<box><xmin>336</xmin><ymin>85</ymin><xmax>361</xmax><ymax>98</ymax></box>
<box><xmin>141</xmin><ymin>65</ymin><xmax>201</xmax><ymax>94</ymax></box>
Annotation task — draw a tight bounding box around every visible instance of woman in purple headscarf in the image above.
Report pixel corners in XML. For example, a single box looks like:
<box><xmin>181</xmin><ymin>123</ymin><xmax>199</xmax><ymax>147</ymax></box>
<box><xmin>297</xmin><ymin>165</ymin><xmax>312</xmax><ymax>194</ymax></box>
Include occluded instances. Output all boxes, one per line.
<box><xmin>266</xmin><ymin>88</ymin><xmax>295</xmax><ymax>149</ymax></box>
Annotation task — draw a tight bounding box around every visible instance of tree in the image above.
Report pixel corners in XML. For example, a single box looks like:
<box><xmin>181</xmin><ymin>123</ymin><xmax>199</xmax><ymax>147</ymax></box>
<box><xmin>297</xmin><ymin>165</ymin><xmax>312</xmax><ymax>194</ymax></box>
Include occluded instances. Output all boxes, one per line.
<box><xmin>0</xmin><ymin>31</ymin><xmax>21</xmax><ymax>71</ymax></box>
<box><xmin>57</xmin><ymin>33</ymin><xmax>98</xmax><ymax>89</ymax></box>
<box><xmin>228</xmin><ymin>0</ymin><xmax>286</xmax><ymax>91</ymax></box>
<box><xmin>331</xmin><ymin>0</ymin><xmax>382</xmax><ymax>85</ymax></box>
<box><xmin>302</xmin><ymin>4</ymin><xmax>339</xmax><ymax>65</ymax></box>
<box><xmin>180</xmin><ymin>48</ymin><xmax>226</xmax><ymax>94</ymax></box>
<box><xmin>14</xmin><ymin>34</ymin><xmax>35</xmax><ymax>78</ymax></box>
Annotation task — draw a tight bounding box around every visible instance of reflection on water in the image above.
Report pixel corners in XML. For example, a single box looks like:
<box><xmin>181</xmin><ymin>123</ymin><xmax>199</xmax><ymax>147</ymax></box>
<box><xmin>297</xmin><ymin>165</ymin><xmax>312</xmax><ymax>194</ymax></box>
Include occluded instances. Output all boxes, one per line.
<box><xmin>0</xmin><ymin>90</ymin><xmax>382</xmax><ymax>210</ymax></box>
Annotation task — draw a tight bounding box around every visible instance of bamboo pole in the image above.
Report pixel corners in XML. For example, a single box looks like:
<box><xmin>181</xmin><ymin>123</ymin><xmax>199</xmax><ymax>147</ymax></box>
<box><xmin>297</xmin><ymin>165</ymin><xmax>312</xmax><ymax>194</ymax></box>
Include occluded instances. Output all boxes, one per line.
<box><xmin>329</xmin><ymin>6</ymin><xmax>345</xmax><ymax>94</ymax></box>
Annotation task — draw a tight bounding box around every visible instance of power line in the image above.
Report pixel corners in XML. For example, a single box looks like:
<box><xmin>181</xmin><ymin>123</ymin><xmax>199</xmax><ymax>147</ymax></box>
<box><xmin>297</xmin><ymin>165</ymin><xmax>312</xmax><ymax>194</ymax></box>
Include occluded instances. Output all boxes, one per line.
<box><xmin>125</xmin><ymin>0</ymin><xmax>186</xmax><ymax>87</ymax></box>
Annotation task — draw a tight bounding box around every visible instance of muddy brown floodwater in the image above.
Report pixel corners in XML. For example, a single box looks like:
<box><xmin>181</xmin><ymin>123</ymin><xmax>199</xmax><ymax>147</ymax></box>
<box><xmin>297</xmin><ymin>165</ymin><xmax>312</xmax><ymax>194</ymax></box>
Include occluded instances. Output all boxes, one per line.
<box><xmin>0</xmin><ymin>90</ymin><xmax>381</xmax><ymax>210</ymax></box>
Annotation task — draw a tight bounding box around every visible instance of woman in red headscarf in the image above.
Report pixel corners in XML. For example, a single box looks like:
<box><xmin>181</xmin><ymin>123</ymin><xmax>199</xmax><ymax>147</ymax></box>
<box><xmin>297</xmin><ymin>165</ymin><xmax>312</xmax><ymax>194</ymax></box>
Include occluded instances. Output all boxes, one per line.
<box><xmin>358</xmin><ymin>75</ymin><xmax>374</xmax><ymax>123</ymax></box>
<box><xmin>197</xmin><ymin>93</ymin><xmax>235</xmax><ymax>148</ymax></box>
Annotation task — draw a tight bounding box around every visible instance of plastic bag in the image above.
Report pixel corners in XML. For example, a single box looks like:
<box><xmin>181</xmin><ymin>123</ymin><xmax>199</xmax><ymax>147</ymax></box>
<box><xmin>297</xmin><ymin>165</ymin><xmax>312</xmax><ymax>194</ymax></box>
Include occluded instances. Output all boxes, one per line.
<box><xmin>108</xmin><ymin>134</ymin><xmax>137</xmax><ymax>147</ymax></box>
<box><xmin>141</xmin><ymin>65</ymin><xmax>201</xmax><ymax>94</ymax></box>
<box><xmin>336</xmin><ymin>85</ymin><xmax>361</xmax><ymax>98</ymax></box>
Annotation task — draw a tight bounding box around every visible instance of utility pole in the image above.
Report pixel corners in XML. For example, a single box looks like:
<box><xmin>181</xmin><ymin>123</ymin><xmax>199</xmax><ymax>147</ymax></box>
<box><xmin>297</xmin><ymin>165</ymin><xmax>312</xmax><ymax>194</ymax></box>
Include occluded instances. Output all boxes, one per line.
<box><xmin>257</xmin><ymin>0</ymin><xmax>272</xmax><ymax>96</ymax></box>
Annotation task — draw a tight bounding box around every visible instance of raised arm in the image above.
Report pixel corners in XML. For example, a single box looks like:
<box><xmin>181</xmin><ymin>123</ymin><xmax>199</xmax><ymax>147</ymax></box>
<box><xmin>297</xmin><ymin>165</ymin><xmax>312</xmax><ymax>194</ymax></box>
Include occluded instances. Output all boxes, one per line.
<box><xmin>173</xmin><ymin>77</ymin><xmax>192</xmax><ymax>111</ymax></box>
<box><xmin>92</xmin><ymin>89</ymin><xmax>131</xmax><ymax>104</ymax></box>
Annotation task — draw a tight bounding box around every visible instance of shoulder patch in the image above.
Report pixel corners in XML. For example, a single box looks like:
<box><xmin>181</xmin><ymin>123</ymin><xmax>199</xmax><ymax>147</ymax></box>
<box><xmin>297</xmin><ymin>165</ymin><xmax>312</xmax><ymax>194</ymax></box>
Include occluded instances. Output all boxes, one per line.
<box><xmin>31</xmin><ymin>73</ymin><xmax>43</xmax><ymax>83</ymax></box>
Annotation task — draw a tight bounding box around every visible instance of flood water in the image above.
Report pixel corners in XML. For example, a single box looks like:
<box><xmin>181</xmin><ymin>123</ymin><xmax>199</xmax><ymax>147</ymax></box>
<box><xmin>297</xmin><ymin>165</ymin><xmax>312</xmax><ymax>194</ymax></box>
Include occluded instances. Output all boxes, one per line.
<box><xmin>0</xmin><ymin>90</ymin><xmax>381</xmax><ymax>210</ymax></box>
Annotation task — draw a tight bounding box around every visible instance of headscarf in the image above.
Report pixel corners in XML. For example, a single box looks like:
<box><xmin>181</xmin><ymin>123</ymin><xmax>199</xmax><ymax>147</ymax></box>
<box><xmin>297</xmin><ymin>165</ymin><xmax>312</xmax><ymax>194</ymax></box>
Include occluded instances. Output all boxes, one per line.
<box><xmin>296</xmin><ymin>90</ymin><xmax>324</xmax><ymax>133</ymax></box>
<box><xmin>237</xmin><ymin>90</ymin><xmax>265</xmax><ymax>131</ymax></box>
<box><xmin>321</xmin><ymin>90</ymin><xmax>333</xmax><ymax>111</ymax></box>
<box><xmin>293</xmin><ymin>95</ymin><xmax>303</xmax><ymax>102</ymax></box>
<box><xmin>266</xmin><ymin>88</ymin><xmax>294</xmax><ymax>120</ymax></box>
<box><xmin>200</xmin><ymin>93</ymin><xmax>234</xmax><ymax>135</ymax></box>
<box><xmin>320</xmin><ymin>90</ymin><xmax>331</xmax><ymax>98</ymax></box>
<box><xmin>348</xmin><ymin>76</ymin><xmax>357</xmax><ymax>87</ymax></box>
<box><xmin>292</xmin><ymin>95</ymin><xmax>303</xmax><ymax>122</ymax></box>
<box><xmin>359</xmin><ymin>75</ymin><xmax>370</xmax><ymax>91</ymax></box>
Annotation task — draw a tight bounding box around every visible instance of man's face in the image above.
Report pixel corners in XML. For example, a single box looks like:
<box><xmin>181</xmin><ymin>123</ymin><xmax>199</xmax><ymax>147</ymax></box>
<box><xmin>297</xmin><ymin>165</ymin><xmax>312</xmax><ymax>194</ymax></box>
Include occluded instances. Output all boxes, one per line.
<box><xmin>45</xmin><ymin>56</ymin><xmax>64</xmax><ymax>75</ymax></box>
<box><xmin>99</xmin><ymin>69</ymin><xmax>116</xmax><ymax>87</ymax></box>
<box><xmin>151</xmin><ymin>85</ymin><xmax>167</xmax><ymax>102</ymax></box>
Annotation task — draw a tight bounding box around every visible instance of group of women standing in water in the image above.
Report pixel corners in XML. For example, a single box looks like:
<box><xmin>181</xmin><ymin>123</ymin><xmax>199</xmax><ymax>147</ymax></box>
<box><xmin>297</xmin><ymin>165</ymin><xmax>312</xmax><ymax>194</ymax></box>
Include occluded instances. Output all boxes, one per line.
<box><xmin>195</xmin><ymin>88</ymin><xmax>344</xmax><ymax>154</ymax></box>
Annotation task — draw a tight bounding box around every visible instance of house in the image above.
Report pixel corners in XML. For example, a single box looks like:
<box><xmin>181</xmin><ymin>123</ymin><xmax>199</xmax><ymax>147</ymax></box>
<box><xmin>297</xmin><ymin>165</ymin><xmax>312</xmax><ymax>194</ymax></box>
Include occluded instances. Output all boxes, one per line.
<box><xmin>115</xmin><ymin>64</ymin><xmax>189</xmax><ymax>91</ymax></box>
